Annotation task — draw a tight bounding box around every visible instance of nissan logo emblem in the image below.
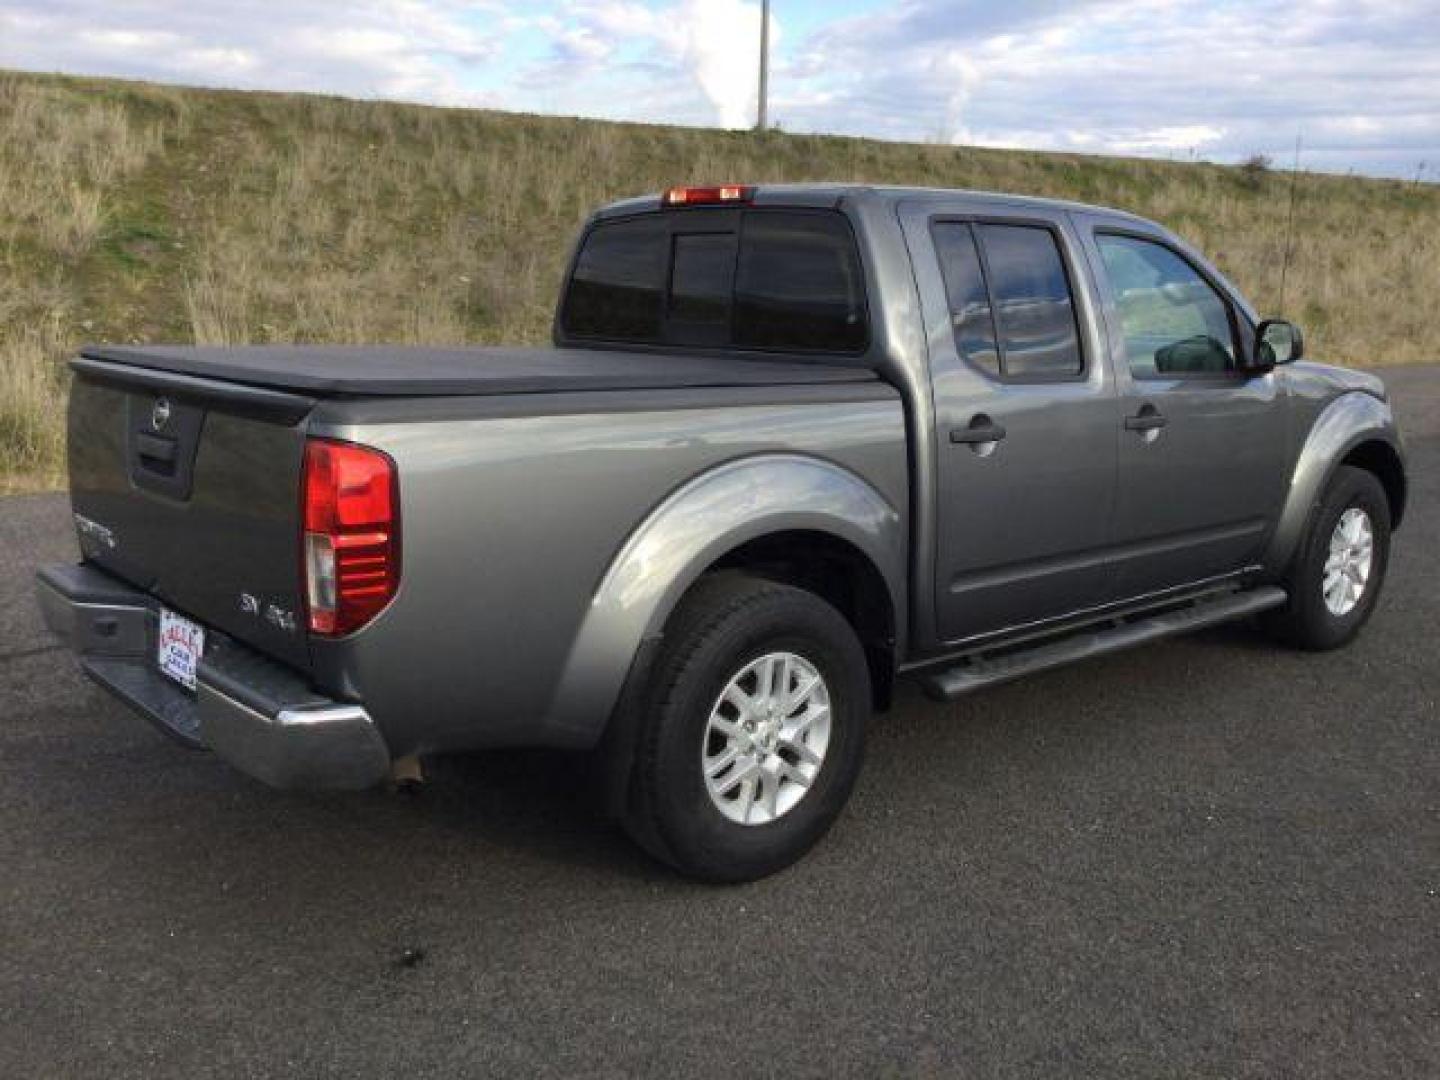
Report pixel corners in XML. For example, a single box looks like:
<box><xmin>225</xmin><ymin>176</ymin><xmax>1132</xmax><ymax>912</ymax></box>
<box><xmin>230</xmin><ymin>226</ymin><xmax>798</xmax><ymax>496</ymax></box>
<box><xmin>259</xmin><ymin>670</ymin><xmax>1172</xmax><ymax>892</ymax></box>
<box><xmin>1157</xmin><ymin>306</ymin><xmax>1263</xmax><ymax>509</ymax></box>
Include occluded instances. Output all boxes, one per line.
<box><xmin>151</xmin><ymin>397</ymin><xmax>172</xmax><ymax>431</ymax></box>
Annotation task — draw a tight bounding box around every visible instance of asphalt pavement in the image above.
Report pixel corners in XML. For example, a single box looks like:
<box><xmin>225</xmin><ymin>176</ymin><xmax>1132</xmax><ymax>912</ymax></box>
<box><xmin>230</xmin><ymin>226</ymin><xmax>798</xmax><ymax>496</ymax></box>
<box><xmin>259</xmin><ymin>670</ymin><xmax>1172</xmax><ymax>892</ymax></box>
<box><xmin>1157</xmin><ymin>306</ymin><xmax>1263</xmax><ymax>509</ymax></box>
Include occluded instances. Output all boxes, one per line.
<box><xmin>2</xmin><ymin>368</ymin><xmax>1437</xmax><ymax>1078</ymax></box>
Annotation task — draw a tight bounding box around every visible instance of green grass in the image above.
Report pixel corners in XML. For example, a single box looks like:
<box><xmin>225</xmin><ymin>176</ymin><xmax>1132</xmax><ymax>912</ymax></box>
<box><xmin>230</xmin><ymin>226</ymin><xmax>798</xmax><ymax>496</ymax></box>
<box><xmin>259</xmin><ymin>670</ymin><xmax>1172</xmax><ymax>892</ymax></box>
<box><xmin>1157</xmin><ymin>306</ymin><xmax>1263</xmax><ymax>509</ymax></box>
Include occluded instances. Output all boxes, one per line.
<box><xmin>3</xmin><ymin>69</ymin><xmax>1438</xmax><ymax>490</ymax></box>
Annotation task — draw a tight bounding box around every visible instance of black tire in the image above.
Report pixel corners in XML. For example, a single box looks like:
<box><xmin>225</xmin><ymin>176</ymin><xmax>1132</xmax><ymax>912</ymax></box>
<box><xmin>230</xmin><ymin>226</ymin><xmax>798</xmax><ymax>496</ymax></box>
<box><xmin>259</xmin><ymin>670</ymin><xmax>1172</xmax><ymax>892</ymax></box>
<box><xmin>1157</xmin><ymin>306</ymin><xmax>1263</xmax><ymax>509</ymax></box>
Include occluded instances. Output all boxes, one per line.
<box><xmin>624</xmin><ymin>574</ymin><xmax>870</xmax><ymax>883</ymax></box>
<box><xmin>1264</xmin><ymin>465</ymin><xmax>1392</xmax><ymax>651</ymax></box>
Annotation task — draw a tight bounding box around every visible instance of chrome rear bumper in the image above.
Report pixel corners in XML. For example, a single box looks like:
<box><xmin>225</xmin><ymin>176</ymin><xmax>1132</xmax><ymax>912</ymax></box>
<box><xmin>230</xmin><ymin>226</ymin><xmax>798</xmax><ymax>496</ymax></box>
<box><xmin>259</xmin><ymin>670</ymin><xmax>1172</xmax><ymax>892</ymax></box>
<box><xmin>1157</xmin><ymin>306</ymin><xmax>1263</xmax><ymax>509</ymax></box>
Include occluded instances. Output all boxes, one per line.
<box><xmin>36</xmin><ymin>563</ymin><xmax>391</xmax><ymax>790</ymax></box>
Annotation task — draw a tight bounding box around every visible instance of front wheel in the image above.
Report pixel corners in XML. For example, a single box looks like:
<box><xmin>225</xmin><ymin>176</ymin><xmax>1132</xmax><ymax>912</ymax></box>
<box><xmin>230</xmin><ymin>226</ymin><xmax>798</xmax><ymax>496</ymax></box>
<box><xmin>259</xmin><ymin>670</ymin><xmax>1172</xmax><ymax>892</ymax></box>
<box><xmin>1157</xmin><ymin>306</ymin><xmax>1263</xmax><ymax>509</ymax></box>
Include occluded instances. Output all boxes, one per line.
<box><xmin>624</xmin><ymin>575</ymin><xmax>870</xmax><ymax>883</ymax></box>
<box><xmin>1264</xmin><ymin>465</ymin><xmax>1392</xmax><ymax>651</ymax></box>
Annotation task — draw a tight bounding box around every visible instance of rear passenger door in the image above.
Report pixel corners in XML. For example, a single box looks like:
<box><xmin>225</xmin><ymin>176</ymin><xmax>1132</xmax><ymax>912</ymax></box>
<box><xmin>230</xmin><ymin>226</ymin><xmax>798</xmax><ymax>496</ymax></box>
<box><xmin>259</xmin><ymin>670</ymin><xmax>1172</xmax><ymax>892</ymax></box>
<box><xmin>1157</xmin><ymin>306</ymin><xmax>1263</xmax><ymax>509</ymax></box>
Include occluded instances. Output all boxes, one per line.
<box><xmin>901</xmin><ymin>202</ymin><xmax>1120</xmax><ymax>644</ymax></box>
<box><xmin>1077</xmin><ymin>218</ymin><xmax>1288</xmax><ymax>597</ymax></box>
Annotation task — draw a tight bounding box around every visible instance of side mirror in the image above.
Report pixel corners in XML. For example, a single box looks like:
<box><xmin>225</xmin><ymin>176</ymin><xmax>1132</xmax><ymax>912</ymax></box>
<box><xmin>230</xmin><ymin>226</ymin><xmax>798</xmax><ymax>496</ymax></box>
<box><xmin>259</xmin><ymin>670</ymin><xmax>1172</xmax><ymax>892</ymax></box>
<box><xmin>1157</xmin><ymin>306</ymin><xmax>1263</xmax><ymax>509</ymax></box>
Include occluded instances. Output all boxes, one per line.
<box><xmin>1253</xmin><ymin>319</ymin><xmax>1305</xmax><ymax>370</ymax></box>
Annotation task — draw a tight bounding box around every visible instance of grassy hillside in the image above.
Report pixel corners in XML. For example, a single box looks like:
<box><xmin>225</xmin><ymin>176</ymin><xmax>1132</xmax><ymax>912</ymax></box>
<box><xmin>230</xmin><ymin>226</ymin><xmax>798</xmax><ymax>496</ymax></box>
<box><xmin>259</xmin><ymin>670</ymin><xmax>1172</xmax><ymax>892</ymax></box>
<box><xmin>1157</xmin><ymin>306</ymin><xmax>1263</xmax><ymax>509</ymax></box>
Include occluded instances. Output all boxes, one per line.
<box><xmin>3</xmin><ymin>70</ymin><xmax>1438</xmax><ymax>491</ymax></box>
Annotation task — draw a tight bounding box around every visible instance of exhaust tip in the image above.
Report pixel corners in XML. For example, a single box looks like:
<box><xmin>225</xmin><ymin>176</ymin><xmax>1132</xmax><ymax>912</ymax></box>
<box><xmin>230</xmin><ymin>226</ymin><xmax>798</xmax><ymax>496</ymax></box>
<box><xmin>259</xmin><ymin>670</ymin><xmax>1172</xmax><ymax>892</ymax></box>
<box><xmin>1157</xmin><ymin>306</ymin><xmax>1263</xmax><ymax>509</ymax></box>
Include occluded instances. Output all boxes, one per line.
<box><xmin>390</xmin><ymin>752</ymin><xmax>424</xmax><ymax>794</ymax></box>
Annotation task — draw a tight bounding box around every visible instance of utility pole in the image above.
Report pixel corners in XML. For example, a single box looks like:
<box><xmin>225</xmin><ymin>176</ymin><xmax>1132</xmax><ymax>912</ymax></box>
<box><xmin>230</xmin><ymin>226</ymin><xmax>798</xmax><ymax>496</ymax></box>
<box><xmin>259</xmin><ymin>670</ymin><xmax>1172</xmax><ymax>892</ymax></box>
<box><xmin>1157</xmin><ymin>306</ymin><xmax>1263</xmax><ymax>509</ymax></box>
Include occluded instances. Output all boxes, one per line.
<box><xmin>1278</xmin><ymin>132</ymin><xmax>1302</xmax><ymax>314</ymax></box>
<box><xmin>757</xmin><ymin>0</ymin><xmax>770</xmax><ymax>131</ymax></box>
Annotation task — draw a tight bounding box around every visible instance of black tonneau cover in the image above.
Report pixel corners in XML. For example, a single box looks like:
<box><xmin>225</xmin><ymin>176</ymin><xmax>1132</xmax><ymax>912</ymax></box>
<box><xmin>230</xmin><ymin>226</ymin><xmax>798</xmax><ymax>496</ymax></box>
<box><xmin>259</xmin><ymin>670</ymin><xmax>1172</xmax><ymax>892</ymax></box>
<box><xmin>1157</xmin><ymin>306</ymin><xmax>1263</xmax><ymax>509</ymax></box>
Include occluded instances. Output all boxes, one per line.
<box><xmin>78</xmin><ymin>345</ymin><xmax>876</xmax><ymax>397</ymax></box>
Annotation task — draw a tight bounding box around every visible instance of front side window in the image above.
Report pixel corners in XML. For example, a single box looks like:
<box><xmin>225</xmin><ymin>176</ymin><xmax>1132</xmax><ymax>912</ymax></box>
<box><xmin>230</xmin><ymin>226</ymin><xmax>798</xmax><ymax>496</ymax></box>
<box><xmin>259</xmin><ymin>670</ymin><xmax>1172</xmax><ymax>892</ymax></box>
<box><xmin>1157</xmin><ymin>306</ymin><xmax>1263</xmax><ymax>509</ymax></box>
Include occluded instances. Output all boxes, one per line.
<box><xmin>1096</xmin><ymin>234</ymin><xmax>1236</xmax><ymax>377</ymax></box>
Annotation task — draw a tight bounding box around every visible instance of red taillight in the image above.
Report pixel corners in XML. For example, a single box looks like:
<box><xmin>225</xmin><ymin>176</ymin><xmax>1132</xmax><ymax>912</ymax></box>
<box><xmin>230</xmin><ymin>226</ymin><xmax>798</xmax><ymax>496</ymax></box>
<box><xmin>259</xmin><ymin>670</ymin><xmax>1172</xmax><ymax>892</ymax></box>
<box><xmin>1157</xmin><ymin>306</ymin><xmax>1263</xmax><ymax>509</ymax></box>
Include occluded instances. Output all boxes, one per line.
<box><xmin>662</xmin><ymin>184</ymin><xmax>754</xmax><ymax>207</ymax></box>
<box><xmin>302</xmin><ymin>438</ymin><xmax>399</xmax><ymax>637</ymax></box>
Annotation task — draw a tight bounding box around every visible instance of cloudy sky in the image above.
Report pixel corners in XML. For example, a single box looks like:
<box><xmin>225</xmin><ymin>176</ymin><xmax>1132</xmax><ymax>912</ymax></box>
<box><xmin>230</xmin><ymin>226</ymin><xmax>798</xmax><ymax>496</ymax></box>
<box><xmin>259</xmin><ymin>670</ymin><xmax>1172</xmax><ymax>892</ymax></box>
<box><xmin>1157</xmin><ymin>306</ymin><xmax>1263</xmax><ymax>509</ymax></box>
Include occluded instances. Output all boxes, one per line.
<box><xmin>2</xmin><ymin>0</ymin><xmax>1437</xmax><ymax>177</ymax></box>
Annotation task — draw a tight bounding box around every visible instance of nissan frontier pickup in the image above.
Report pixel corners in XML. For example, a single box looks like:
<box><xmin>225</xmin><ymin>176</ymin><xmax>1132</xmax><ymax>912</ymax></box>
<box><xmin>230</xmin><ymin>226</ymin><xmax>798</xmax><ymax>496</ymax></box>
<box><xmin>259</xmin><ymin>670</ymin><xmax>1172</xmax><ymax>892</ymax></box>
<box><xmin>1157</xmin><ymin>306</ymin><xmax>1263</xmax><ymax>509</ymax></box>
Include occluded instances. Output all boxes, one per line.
<box><xmin>37</xmin><ymin>184</ymin><xmax>1407</xmax><ymax>881</ymax></box>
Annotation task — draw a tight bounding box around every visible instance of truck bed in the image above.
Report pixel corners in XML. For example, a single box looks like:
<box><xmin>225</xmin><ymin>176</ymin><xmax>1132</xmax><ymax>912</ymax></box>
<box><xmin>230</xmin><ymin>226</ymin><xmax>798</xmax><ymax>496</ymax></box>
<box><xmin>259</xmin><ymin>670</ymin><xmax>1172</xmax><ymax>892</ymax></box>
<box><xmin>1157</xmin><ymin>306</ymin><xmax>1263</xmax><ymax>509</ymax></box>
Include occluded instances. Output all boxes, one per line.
<box><xmin>64</xmin><ymin>342</ymin><xmax>893</xmax><ymax>687</ymax></box>
<box><xmin>78</xmin><ymin>344</ymin><xmax>878</xmax><ymax>397</ymax></box>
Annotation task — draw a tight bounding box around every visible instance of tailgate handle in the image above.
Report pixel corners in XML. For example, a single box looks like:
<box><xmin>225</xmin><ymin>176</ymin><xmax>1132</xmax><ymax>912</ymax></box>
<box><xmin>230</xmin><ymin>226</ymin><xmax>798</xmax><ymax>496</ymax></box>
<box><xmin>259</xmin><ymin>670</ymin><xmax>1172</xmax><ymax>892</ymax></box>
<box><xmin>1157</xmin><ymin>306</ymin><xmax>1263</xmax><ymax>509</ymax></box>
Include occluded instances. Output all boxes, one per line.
<box><xmin>135</xmin><ymin>431</ymin><xmax>178</xmax><ymax>467</ymax></box>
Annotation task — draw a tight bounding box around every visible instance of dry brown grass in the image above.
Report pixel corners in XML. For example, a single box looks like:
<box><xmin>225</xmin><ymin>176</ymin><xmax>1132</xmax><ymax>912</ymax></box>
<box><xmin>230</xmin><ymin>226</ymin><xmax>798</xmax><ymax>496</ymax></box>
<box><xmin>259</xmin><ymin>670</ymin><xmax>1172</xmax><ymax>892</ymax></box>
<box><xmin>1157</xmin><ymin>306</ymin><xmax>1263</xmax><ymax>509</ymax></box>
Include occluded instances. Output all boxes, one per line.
<box><xmin>2</xmin><ymin>70</ymin><xmax>1437</xmax><ymax>490</ymax></box>
<box><xmin>0</xmin><ymin>314</ymin><xmax>70</xmax><ymax>489</ymax></box>
<box><xmin>1</xmin><ymin>75</ymin><xmax>171</xmax><ymax>486</ymax></box>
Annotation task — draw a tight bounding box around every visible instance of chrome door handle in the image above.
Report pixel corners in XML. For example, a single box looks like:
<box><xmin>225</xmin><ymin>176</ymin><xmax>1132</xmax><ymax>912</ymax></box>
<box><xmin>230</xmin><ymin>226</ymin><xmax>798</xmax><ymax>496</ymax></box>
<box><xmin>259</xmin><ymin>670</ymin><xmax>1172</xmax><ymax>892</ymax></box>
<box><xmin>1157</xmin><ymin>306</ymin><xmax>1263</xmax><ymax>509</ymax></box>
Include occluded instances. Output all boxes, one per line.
<box><xmin>1124</xmin><ymin>410</ymin><xmax>1168</xmax><ymax>432</ymax></box>
<box><xmin>951</xmin><ymin>416</ymin><xmax>1007</xmax><ymax>444</ymax></box>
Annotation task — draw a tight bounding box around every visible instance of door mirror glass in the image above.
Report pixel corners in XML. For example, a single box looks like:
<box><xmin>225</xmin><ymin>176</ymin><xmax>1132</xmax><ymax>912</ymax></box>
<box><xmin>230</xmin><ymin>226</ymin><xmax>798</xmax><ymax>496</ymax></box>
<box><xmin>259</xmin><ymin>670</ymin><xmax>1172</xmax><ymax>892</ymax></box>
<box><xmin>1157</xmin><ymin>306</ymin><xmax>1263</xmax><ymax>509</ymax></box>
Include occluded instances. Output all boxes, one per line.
<box><xmin>1255</xmin><ymin>319</ymin><xmax>1304</xmax><ymax>368</ymax></box>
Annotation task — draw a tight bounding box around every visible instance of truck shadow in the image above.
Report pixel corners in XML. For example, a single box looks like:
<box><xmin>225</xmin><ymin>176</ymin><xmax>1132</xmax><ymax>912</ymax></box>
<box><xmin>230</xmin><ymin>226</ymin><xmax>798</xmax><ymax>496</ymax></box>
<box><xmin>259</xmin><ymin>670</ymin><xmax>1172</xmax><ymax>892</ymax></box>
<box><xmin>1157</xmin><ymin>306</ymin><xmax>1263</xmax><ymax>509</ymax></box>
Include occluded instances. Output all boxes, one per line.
<box><xmin>374</xmin><ymin>615</ymin><xmax>1289</xmax><ymax>882</ymax></box>
<box><xmin>38</xmin><ymin>607</ymin><xmax>1357</xmax><ymax>929</ymax></box>
<box><xmin>404</xmin><ymin>748</ymin><xmax>671</xmax><ymax>883</ymax></box>
<box><xmin>338</xmin><ymin>614</ymin><xmax>1308</xmax><ymax>881</ymax></box>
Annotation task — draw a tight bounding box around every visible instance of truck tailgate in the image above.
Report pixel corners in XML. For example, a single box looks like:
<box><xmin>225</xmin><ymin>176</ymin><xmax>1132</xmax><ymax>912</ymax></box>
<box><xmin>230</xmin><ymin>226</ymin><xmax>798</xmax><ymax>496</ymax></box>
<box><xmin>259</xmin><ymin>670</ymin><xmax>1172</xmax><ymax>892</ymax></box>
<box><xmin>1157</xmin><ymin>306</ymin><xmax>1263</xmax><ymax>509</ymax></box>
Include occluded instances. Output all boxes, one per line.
<box><xmin>67</xmin><ymin>358</ymin><xmax>314</xmax><ymax>671</ymax></box>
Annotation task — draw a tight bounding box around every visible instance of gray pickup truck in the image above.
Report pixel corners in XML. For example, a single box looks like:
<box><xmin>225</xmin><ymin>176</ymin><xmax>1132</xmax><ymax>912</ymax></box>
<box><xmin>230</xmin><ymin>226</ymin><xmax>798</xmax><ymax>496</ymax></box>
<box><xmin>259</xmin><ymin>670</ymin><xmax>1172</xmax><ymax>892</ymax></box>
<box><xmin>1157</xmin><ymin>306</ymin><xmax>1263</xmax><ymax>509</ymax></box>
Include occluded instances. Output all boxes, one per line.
<box><xmin>38</xmin><ymin>184</ymin><xmax>1407</xmax><ymax>881</ymax></box>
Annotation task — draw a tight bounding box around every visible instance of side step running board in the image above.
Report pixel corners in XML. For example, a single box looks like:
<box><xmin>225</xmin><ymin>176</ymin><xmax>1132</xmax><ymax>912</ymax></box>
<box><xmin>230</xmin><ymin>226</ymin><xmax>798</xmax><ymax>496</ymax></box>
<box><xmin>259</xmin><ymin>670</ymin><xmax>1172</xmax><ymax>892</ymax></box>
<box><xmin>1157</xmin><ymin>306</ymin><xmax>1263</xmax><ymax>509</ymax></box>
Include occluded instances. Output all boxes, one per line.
<box><xmin>919</xmin><ymin>586</ymin><xmax>1288</xmax><ymax>702</ymax></box>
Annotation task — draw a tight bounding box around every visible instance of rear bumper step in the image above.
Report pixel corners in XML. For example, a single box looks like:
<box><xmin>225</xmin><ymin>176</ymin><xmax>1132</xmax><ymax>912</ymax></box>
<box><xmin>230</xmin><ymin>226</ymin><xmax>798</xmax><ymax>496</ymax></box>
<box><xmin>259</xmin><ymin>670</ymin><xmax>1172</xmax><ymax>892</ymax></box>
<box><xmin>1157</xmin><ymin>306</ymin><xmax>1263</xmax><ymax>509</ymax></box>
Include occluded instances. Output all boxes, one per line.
<box><xmin>919</xmin><ymin>586</ymin><xmax>1288</xmax><ymax>701</ymax></box>
<box><xmin>35</xmin><ymin>563</ymin><xmax>391</xmax><ymax>790</ymax></box>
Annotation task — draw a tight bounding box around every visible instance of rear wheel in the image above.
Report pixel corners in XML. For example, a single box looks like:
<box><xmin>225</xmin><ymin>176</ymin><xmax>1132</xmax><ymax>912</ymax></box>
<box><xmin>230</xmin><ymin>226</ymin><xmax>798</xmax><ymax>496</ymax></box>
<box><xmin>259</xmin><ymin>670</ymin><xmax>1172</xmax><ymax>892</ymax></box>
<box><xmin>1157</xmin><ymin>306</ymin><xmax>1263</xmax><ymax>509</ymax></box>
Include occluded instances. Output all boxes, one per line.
<box><xmin>1264</xmin><ymin>466</ymin><xmax>1391</xmax><ymax>650</ymax></box>
<box><xmin>624</xmin><ymin>575</ymin><xmax>870</xmax><ymax>883</ymax></box>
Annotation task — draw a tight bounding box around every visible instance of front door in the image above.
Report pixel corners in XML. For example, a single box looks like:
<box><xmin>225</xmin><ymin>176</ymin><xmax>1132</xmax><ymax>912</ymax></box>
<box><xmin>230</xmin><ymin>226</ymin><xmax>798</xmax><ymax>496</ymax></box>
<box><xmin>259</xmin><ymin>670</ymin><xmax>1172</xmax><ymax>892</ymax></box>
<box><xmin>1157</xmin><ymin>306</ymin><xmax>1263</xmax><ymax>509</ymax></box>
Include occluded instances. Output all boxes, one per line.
<box><xmin>902</xmin><ymin>202</ymin><xmax>1120</xmax><ymax>644</ymax></box>
<box><xmin>1079</xmin><ymin>219</ymin><xmax>1288</xmax><ymax>598</ymax></box>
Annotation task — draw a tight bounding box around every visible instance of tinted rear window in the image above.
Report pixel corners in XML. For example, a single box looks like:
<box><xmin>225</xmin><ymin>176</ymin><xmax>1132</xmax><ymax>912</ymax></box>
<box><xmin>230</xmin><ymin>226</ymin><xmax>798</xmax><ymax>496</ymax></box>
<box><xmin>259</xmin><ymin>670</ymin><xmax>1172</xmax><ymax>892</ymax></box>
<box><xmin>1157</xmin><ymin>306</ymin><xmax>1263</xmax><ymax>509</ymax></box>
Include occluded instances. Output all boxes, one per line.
<box><xmin>563</xmin><ymin>215</ymin><xmax>667</xmax><ymax>342</ymax></box>
<box><xmin>732</xmin><ymin>213</ymin><xmax>867</xmax><ymax>352</ymax></box>
<box><xmin>562</xmin><ymin>209</ymin><xmax>867</xmax><ymax>354</ymax></box>
<box><xmin>932</xmin><ymin>222</ymin><xmax>1001</xmax><ymax>377</ymax></box>
<box><xmin>975</xmin><ymin>224</ymin><xmax>1083</xmax><ymax>378</ymax></box>
<box><xmin>669</xmin><ymin>232</ymin><xmax>736</xmax><ymax>328</ymax></box>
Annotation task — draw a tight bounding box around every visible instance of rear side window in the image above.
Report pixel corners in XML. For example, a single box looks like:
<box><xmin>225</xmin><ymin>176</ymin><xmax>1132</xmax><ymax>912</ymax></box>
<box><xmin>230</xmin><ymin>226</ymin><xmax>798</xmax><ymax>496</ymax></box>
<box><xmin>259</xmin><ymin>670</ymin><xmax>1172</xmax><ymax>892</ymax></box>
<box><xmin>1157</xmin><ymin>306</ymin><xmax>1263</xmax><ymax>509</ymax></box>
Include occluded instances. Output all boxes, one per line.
<box><xmin>932</xmin><ymin>222</ymin><xmax>1001</xmax><ymax>377</ymax></box>
<box><xmin>562</xmin><ymin>210</ymin><xmax>867</xmax><ymax>354</ymax></box>
<box><xmin>931</xmin><ymin>220</ymin><xmax>1084</xmax><ymax>380</ymax></box>
<box><xmin>976</xmin><ymin>224</ymin><xmax>1082</xmax><ymax>378</ymax></box>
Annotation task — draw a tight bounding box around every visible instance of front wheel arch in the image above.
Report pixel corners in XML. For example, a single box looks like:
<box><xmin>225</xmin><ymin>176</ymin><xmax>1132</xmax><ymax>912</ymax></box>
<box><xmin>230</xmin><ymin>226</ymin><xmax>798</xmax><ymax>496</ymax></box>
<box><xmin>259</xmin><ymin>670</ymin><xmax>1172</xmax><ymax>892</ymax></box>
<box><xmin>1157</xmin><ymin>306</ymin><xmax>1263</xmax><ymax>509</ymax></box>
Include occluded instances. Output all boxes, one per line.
<box><xmin>1263</xmin><ymin>392</ymin><xmax>1405</xmax><ymax>575</ymax></box>
<box><xmin>1342</xmin><ymin>438</ymin><xmax>1406</xmax><ymax>531</ymax></box>
<box><xmin>1264</xmin><ymin>464</ymin><xmax>1392</xmax><ymax>650</ymax></box>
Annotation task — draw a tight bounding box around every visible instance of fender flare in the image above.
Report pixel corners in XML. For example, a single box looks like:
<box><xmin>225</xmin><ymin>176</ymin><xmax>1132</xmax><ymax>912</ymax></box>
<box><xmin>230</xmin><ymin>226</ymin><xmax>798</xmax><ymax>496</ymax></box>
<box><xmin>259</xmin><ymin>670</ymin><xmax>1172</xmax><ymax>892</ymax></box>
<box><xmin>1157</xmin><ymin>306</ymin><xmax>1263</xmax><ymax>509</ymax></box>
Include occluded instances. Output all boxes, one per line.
<box><xmin>542</xmin><ymin>453</ymin><xmax>907</xmax><ymax>743</ymax></box>
<box><xmin>1263</xmin><ymin>391</ymin><xmax>1406</xmax><ymax>573</ymax></box>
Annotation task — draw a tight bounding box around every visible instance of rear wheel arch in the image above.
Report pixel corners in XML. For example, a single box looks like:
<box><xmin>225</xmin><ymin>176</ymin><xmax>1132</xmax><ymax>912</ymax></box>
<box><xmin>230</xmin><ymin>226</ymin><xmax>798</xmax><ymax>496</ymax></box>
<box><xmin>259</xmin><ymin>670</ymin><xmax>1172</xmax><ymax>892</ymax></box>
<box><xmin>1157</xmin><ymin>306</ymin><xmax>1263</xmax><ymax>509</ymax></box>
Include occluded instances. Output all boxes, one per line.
<box><xmin>705</xmin><ymin>530</ymin><xmax>898</xmax><ymax>713</ymax></box>
<box><xmin>560</xmin><ymin>455</ymin><xmax>904</xmax><ymax>814</ymax></box>
<box><xmin>595</xmin><ymin>530</ymin><xmax>899</xmax><ymax>823</ymax></box>
<box><xmin>622</xmin><ymin>572</ymin><xmax>873</xmax><ymax>880</ymax></box>
<box><xmin>548</xmin><ymin>453</ymin><xmax>905</xmax><ymax>740</ymax></box>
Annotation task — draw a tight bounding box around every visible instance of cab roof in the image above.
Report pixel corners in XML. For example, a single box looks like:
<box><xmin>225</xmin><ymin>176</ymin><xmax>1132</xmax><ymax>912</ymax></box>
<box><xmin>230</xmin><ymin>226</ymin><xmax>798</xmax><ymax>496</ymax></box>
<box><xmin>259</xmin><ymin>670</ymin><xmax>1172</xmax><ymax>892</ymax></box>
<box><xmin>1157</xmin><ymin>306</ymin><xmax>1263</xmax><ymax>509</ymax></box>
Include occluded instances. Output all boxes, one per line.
<box><xmin>592</xmin><ymin>183</ymin><xmax>1153</xmax><ymax>228</ymax></box>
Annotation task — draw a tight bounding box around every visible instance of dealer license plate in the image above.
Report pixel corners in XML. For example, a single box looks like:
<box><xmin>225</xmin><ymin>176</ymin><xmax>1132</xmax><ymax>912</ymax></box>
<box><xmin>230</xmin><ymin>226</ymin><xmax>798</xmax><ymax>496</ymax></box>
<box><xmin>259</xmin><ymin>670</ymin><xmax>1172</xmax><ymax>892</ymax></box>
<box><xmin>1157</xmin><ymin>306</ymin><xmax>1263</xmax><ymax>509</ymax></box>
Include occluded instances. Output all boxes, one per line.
<box><xmin>157</xmin><ymin>608</ymin><xmax>205</xmax><ymax>691</ymax></box>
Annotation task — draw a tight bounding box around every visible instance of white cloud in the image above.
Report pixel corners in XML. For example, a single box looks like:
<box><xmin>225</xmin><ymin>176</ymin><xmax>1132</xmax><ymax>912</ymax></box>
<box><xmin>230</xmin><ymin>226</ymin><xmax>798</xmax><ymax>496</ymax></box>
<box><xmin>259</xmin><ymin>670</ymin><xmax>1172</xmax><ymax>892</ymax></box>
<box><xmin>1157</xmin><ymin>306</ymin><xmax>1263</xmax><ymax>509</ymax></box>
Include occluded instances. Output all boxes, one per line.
<box><xmin>529</xmin><ymin>0</ymin><xmax>773</xmax><ymax>129</ymax></box>
<box><xmin>774</xmin><ymin>0</ymin><xmax>1440</xmax><ymax>174</ymax></box>
<box><xmin>0</xmin><ymin>0</ymin><xmax>504</xmax><ymax>103</ymax></box>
